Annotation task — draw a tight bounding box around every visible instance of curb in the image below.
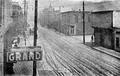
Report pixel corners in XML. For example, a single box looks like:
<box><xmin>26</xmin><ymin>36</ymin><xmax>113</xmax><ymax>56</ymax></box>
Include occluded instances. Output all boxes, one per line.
<box><xmin>87</xmin><ymin>45</ymin><xmax>120</xmax><ymax>59</ymax></box>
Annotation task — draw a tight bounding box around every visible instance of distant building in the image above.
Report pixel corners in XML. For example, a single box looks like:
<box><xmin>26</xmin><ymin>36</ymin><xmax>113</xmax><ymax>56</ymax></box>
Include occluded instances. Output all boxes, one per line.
<box><xmin>40</xmin><ymin>8</ymin><xmax>94</xmax><ymax>36</ymax></box>
<box><xmin>91</xmin><ymin>10</ymin><xmax>120</xmax><ymax>51</ymax></box>
<box><xmin>39</xmin><ymin>4</ymin><xmax>60</xmax><ymax>30</ymax></box>
<box><xmin>11</xmin><ymin>2</ymin><xmax>29</xmax><ymax>35</ymax></box>
<box><xmin>60</xmin><ymin>11</ymin><xmax>93</xmax><ymax>36</ymax></box>
<box><xmin>11</xmin><ymin>2</ymin><xmax>23</xmax><ymax>19</ymax></box>
<box><xmin>1</xmin><ymin>0</ymin><xmax>13</xmax><ymax>34</ymax></box>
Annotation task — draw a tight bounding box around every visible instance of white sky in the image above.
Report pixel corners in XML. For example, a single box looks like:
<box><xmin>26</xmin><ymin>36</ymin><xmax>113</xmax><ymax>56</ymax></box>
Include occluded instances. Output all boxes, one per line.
<box><xmin>68</xmin><ymin>0</ymin><xmax>115</xmax><ymax>2</ymax></box>
<box><xmin>12</xmin><ymin>0</ymin><xmax>22</xmax><ymax>2</ymax></box>
<box><xmin>11</xmin><ymin>0</ymin><xmax>117</xmax><ymax>27</ymax></box>
<box><xmin>12</xmin><ymin>0</ymin><xmax>115</xmax><ymax>2</ymax></box>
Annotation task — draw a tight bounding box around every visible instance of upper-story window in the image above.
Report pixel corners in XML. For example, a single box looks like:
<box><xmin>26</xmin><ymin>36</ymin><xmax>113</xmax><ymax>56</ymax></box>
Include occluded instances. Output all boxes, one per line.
<box><xmin>67</xmin><ymin>15</ymin><xmax>70</xmax><ymax>23</ymax></box>
<box><xmin>12</xmin><ymin>11</ymin><xmax>19</xmax><ymax>17</ymax></box>
<box><xmin>75</xmin><ymin>15</ymin><xmax>78</xmax><ymax>23</ymax></box>
<box><xmin>62</xmin><ymin>14</ymin><xmax>66</xmax><ymax>24</ymax></box>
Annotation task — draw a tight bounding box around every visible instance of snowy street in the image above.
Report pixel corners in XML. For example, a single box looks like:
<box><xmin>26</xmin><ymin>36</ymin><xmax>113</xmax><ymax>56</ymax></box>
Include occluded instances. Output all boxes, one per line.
<box><xmin>14</xmin><ymin>26</ymin><xmax>120</xmax><ymax>76</ymax></box>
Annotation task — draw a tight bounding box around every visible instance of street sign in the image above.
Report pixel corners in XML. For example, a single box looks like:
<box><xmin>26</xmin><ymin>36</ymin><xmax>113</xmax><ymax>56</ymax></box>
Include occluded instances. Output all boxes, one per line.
<box><xmin>6</xmin><ymin>47</ymin><xmax>42</xmax><ymax>62</ymax></box>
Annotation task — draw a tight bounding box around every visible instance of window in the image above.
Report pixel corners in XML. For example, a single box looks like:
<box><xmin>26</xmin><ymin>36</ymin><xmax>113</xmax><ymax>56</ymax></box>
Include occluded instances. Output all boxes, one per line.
<box><xmin>116</xmin><ymin>37</ymin><xmax>119</xmax><ymax>48</ymax></box>
<box><xmin>12</xmin><ymin>11</ymin><xmax>19</xmax><ymax>17</ymax></box>
<box><xmin>116</xmin><ymin>31</ymin><xmax>120</xmax><ymax>34</ymax></box>
<box><xmin>88</xmin><ymin>15</ymin><xmax>91</xmax><ymax>22</ymax></box>
<box><xmin>12</xmin><ymin>12</ymin><xmax>16</xmax><ymax>16</ymax></box>
<box><xmin>75</xmin><ymin>15</ymin><xmax>78</xmax><ymax>23</ymax></box>
<box><xmin>67</xmin><ymin>15</ymin><xmax>70</xmax><ymax>23</ymax></box>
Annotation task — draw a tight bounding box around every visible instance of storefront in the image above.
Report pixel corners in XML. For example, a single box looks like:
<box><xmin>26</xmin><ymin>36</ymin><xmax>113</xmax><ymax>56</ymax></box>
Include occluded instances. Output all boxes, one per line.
<box><xmin>114</xmin><ymin>29</ymin><xmax>120</xmax><ymax>51</ymax></box>
<box><xmin>93</xmin><ymin>26</ymin><xmax>120</xmax><ymax>51</ymax></box>
<box><xmin>93</xmin><ymin>27</ymin><xmax>113</xmax><ymax>49</ymax></box>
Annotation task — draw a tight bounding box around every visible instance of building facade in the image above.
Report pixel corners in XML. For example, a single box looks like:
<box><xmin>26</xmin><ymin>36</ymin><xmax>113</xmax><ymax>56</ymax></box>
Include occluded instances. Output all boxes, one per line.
<box><xmin>0</xmin><ymin>0</ymin><xmax>13</xmax><ymax>75</ymax></box>
<box><xmin>60</xmin><ymin>11</ymin><xmax>93</xmax><ymax>36</ymax></box>
<box><xmin>3</xmin><ymin>1</ymin><xmax>28</xmax><ymax>75</ymax></box>
<box><xmin>91</xmin><ymin>10</ymin><xmax>120</xmax><ymax>51</ymax></box>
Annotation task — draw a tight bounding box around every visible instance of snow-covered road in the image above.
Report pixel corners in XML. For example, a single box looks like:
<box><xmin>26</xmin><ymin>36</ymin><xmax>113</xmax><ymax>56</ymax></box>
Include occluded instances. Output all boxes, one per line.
<box><xmin>14</xmin><ymin>27</ymin><xmax>120</xmax><ymax>76</ymax></box>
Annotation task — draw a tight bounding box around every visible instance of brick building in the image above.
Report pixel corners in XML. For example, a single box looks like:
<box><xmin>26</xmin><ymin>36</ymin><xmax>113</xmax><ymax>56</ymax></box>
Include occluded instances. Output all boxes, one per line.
<box><xmin>91</xmin><ymin>10</ymin><xmax>120</xmax><ymax>51</ymax></box>
<box><xmin>60</xmin><ymin>11</ymin><xmax>93</xmax><ymax>36</ymax></box>
<box><xmin>40</xmin><ymin>9</ymin><xmax>94</xmax><ymax>36</ymax></box>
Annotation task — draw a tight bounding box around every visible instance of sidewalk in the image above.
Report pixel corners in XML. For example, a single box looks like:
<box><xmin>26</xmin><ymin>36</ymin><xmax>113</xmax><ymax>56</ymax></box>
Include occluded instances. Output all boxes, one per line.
<box><xmin>60</xmin><ymin>34</ymin><xmax>120</xmax><ymax>59</ymax></box>
<box><xmin>85</xmin><ymin>42</ymin><xmax>120</xmax><ymax>59</ymax></box>
<box><xmin>93</xmin><ymin>46</ymin><xmax>120</xmax><ymax>59</ymax></box>
<box><xmin>63</xmin><ymin>34</ymin><xmax>120</xmax><ymax>59</ymax></box>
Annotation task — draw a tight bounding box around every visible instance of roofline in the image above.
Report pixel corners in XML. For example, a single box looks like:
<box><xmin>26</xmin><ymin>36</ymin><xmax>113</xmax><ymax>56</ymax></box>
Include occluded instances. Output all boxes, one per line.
<box><xmin>91</xmin><ymin>26</ymin><xmax>113</xmax><ymax>29</ymax></box>
<box><xmin>91</xmin><ymin>10</ymin><xmax>120</xmax><ymax>13</ymax></box>
<box><xmin>60</xmin><ymin>10</ymin><xmax>91</xmax><ymax>14</ymax></box>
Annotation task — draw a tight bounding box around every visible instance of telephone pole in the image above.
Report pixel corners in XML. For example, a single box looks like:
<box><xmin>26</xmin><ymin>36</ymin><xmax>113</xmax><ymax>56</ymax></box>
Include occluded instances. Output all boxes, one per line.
<box><xmin>24</xmin><ymin>0</ymin><xmax>27</xmax><ymax>19</ymax></box>
<box><xmin>24</xmin><ymin>0</ymin><xmax>28</xmax><ymax>46</ymax></box>
<box><xmin>83</xmin><ymin>1</ymin><xmax>85</xmax><ymax>44</ymax></box>
<box><xmin>33</xmin><ymin>0</ymin><xmax>38</xmax><ymax>76</ymax></box>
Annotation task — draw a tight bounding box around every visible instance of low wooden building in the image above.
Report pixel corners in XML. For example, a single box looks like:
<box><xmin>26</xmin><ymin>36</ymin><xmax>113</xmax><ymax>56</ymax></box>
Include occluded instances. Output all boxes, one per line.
<box><xmin>91</xmin><ymin>10</ymin><xmax>120</xmax><ymax>51</ymax></box>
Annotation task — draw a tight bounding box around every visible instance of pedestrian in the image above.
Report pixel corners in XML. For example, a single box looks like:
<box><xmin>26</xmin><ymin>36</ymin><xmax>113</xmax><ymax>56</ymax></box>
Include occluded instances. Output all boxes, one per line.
<box><xmin>17</xmin><ymin>36</ymin><xmax>20</xmax><ymax>44</ymax></box>
<box><xmin>12</xmin><ymin>39</ymin><xmax>18</xmax><ymax>48</ymax></box>
<box><xmin>91</xmin><ymin>35</ymin><xmax>94</xmax><ymax>46</ymax></box>
<box><xmin>29</xmin><ymin>28</ymin><xmax>32</xmax><ymax>35</ymax></box>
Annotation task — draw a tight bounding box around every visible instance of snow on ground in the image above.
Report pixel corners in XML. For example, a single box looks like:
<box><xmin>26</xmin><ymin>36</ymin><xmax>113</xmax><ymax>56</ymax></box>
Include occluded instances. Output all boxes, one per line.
<box><xmin>62</xmin><ymin>35</ymin><xmax>92</xmax><ymax>44</ymax></box>
<box><xmin>72</xmin><ymin>35</ymin><xmax>92</xmax><ymax>42</ymax></box>
<box><xmin>11</xmin><ymin>27</ymin><xmax>120</xmax><ymax>76</ymax></box>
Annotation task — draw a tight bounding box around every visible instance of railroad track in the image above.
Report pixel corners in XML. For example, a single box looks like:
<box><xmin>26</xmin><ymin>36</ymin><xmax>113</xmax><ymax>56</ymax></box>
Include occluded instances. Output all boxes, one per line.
<box><xmin>38</xmin><ymin>27</ymin><xmax>120</xmax><ymax>76</ymax></box>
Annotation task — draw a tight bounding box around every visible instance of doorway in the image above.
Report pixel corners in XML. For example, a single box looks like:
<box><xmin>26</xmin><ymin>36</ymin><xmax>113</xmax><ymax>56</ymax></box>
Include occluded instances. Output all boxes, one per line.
<box><xmin>116</xmin><ymin>37</ymin><xmax>119</xmax><ymax>48</ymax></box>
<box><xmin>69</xmin><ymin>25</ymin><xmax>76</xmax><ymax>36</ymax></box>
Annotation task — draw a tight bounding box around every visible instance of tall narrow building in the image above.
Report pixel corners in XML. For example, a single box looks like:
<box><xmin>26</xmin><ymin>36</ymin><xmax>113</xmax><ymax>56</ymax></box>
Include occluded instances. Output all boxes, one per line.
<box><xmin>0</xmin><ymin>0</ymin><xmax>12</xmax><ymax>75</ymax></box>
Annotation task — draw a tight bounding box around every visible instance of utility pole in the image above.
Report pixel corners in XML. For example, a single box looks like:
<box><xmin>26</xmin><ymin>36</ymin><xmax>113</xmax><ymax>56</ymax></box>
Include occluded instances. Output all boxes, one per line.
<box><xmin>24</xmin><ymin>0</ymin><xmax>27</xmax><ymax>19</ymax></box>
<box><xmin>3</xmin><ymin>0</ymin><xmax>5</xmax><ymax>75</ymax></box>
<box><xmin>24</xmin><ymin>0</ymin><xmax>27</xmax><ymax>46</ymax></box>
<box><xmin>58</xmin><ymin>0</ymin><xmax>62</xmax><ymax>32</ymax></box>
<box><xmin>33</xmin><ymin>0</ymin><xmax>38</xmax><ymax>76</ymax></box>
<box><xmin>83</xmin><ymin>1</ymin><xmax>85</xmax><ymax>44</ymax></box>
<box><xmin>59</xmin><ymin>6</ymin><xmax>61</xmax><ymax>32</ymax></box>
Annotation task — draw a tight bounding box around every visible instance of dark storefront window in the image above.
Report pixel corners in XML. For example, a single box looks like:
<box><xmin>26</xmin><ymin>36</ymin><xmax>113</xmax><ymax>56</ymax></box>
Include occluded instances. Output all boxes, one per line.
<box><xmin>116</xmin><ymin>37</ymin><xmax>119</xmax><ymax>48</ymax></box>
<box><xmin>116</xmin><ymin>31</ymin><xmax>120</xmax><ymax>34</ymax></box>
<box><xmin>71</xmin><ymin>26</ymin><xmax>74</xmax><ymax>35</ymax></box>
